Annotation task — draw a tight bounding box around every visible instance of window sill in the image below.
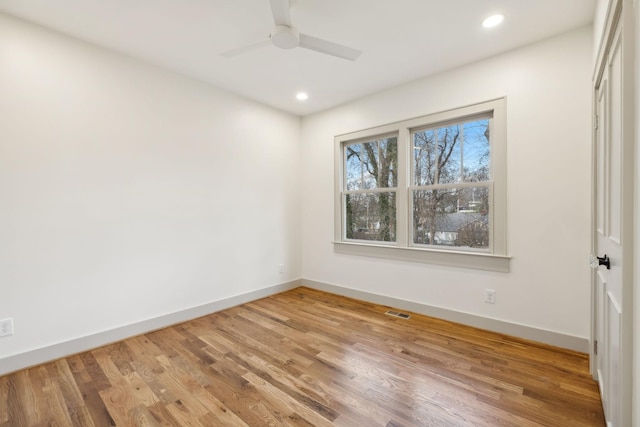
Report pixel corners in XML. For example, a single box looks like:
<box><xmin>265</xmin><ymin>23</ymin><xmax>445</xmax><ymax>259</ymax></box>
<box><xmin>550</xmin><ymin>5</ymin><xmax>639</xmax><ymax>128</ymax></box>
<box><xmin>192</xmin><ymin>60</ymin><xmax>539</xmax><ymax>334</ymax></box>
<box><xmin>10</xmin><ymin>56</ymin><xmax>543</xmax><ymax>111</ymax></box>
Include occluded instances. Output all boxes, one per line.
<box><xmin>333</xmin><ymin>241</ymin><xmax>511</xmax><ymax>272</ymax></box>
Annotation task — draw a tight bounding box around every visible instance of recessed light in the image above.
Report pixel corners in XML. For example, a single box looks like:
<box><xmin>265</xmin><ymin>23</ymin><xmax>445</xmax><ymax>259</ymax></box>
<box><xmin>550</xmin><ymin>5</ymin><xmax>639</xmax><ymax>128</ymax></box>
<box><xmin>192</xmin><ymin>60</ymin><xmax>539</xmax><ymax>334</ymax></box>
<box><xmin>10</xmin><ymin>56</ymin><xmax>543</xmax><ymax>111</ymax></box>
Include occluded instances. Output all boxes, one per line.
<box><xmin>482</xmin><ymin>14</ymin><xmax>504</xmax><ymax>28</ymax></box>
<box><xmin>296</xmin><ymin>92</ymin><xmax>308</xmax><ymax>101</ymax></box>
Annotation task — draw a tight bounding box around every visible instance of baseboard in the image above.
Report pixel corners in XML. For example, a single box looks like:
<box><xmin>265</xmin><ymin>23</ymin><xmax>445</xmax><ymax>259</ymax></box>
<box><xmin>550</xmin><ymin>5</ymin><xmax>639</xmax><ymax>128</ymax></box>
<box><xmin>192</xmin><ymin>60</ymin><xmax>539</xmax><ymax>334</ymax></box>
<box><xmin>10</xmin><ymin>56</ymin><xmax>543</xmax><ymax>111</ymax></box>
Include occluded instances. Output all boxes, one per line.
<box><xmin>1</xmin><ymin>276</ymin><xmax>589</xmax><ymax>377</ymax></box>
<box><xmin>0</xmin><ymin>279</ymin><xmax>301</xmax><ymax>376</ymax></box>
<box><xmin>302</xmin><ymin>279</ymin><xmax>589</xmax><ymax>353</ymax></box>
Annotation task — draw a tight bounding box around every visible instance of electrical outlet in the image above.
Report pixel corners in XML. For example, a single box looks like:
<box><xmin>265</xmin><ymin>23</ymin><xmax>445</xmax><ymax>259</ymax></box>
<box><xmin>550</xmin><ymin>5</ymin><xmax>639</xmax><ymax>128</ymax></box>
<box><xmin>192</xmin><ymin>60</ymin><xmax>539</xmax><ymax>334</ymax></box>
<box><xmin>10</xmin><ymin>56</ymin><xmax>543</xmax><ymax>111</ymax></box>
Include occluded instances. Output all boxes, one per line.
<box><xmin>279</xmin><ymin>264</ymin><xmax>284</xmax><ymax>274</ymax></box>
<box><xmin>0</xmin><ymin>318</ymin><xmax>14</xmax><ymax>337</ymax></box>
<box><xmin>484</xmin><ymin>289</ymin><xmax>496</xmax><ymax>304</ymax></box>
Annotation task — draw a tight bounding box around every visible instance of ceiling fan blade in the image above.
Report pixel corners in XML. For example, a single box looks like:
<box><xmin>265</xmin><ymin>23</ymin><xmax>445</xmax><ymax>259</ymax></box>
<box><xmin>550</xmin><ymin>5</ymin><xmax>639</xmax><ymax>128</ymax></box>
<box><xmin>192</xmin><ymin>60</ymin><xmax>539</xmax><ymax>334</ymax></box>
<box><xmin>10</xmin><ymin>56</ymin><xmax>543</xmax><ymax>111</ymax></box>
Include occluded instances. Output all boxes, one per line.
<box><xmin>221</xmin><ymin>39</ymin><xmax>271</xmax><ymax>58</ymax></box>
<box><xmin>269</xmin><ymin>0</ymin><xmax>291</xmax><ymax>26</ymax></box>
<box><xmin>298</xmin><ymin>33</ymin><xmax>362</xmax><ymax>61</ymax></box>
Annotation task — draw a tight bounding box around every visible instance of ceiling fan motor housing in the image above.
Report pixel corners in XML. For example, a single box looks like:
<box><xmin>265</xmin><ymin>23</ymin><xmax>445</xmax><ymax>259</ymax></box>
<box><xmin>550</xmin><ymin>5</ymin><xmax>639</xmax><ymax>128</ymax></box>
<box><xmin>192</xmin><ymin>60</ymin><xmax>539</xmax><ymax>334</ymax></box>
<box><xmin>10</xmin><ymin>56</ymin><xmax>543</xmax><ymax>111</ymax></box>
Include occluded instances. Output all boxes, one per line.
<box><xmin>271</xmin><ymin>25</ymin><xmax>300</xmax><ymax>49</ymax></box>
<box><xmin>221</xmin><ymin>0</ymin><xmax>361</xmax><ymax>61</ymax></box>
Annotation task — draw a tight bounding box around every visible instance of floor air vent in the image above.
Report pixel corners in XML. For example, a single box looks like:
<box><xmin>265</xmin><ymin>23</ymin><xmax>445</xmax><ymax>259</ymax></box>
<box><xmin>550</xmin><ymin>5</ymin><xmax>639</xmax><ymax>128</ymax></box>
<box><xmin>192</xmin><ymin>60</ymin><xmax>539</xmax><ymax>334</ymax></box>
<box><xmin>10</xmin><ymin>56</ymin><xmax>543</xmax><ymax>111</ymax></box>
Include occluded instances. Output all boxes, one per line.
<box><xmin>385</xmin><ymin>310</ymin><xmax>411</xmax><ymax>319</ymax></box>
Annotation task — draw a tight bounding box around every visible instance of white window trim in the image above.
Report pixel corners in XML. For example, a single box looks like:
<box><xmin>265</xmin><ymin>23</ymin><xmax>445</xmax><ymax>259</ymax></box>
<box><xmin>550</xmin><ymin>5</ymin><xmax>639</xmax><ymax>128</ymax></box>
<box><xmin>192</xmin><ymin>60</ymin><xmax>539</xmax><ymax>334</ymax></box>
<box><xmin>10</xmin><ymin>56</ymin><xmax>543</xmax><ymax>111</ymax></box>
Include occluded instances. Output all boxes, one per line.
<box><xmin>333</xmin><ymin>98</ymin><xmax>510</xmax><ymax>272</ymax></box>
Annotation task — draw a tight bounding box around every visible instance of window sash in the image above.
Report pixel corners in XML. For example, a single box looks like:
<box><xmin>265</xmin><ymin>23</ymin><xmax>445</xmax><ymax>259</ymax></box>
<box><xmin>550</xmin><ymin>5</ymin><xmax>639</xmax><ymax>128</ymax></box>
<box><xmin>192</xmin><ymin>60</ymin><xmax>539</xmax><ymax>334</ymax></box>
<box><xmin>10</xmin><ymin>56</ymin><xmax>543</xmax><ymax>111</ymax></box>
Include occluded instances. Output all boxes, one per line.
<box><xmin>410</xmin><ymin>114</ymin><xmax>492</xmax><ymax>187</ymax></box>
<box><xmin>343</xmin><ymin>134</ymin><xmax>398</xmax><ymax>192</ymax></box>
<box><xmin>410</xmin><ymin>183</ymin><xmax>493</xmax><ymax>252</ymax></box>
<box><xmin>342</xmin><ymin>191</ymin><xmax>398</xmax><ymax>244</ymax></box>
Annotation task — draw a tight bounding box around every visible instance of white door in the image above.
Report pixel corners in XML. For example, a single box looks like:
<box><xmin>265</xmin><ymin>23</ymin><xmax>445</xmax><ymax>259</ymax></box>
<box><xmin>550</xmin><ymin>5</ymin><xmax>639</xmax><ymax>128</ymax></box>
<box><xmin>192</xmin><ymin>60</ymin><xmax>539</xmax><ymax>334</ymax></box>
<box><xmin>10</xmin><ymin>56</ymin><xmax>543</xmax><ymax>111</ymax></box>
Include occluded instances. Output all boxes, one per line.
<box><xmin>591</xmin><ymin>2</ymin><xmax>633</xmax><ymax>425</ymax></box>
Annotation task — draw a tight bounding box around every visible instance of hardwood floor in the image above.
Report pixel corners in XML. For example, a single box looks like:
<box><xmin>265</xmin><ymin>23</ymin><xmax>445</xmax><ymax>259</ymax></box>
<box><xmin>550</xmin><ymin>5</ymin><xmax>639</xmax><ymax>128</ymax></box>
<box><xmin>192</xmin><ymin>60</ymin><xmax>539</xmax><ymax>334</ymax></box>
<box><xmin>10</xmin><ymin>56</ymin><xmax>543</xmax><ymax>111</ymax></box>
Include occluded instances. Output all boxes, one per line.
<box><xmin>1</xmin><ymin>287</ymin><xmax>604</xmax><ymax>426</ymax></box>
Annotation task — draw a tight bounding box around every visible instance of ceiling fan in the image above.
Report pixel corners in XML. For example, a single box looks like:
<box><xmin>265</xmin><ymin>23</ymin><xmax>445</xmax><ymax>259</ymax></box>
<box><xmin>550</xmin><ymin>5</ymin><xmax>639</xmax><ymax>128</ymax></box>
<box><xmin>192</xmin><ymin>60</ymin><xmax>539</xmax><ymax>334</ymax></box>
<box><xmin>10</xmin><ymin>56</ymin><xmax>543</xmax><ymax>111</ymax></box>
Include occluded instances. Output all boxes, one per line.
<box><xmin>221</xmin><ymin>0</ymin><xmax>362</xmax><ymax>61</ymax></box>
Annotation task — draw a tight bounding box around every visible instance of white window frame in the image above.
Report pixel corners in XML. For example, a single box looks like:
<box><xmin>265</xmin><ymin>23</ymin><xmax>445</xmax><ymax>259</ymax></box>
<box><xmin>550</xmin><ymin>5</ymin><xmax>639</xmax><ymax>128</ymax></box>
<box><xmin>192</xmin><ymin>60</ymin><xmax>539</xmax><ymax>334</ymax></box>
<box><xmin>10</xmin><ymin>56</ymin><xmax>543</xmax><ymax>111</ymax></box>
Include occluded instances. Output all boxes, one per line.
<box><xmin>334</xmin><ymin>98</ymin><xmax>510</xmax><ymax>272</ymax></box>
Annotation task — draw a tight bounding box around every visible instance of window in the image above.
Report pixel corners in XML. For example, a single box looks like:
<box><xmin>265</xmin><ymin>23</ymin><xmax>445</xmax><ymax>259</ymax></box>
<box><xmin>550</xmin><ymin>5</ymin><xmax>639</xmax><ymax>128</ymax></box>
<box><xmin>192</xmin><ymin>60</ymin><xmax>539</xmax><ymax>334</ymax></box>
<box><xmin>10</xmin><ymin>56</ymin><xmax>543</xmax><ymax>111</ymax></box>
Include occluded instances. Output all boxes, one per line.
<box><xmin>334</xmin><ymin>99</ymin><xmax>509</xmax><ymax>272</ymax></box>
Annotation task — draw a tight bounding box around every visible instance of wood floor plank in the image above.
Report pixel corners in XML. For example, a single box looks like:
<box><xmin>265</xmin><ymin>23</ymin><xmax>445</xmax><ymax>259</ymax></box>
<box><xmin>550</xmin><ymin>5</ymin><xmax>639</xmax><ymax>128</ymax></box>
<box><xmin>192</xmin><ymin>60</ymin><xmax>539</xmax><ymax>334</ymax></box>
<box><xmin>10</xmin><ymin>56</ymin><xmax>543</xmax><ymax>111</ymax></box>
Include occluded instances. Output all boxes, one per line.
<box><xmin>0</xmin><ymin>286</ymin><xmax>605</xmax><ymax>426</ymax></box>
<box><xmin>0</xmin><ymin>375</ymin><xmax>8</xmax><ymax>424</ymax></box>
<box><xmin>65</xmin><ymin>362</ymin><xmax>116</xmax><ymax>427</ymax></box>
<box><xmin>29</xmin><ymin>367</ymin><xmax>76</xmax><ymax>425</ymax></box>
<box><xmin>47</xmin><ymin>359</ymin><xmax>96</xmax><ymax>427</ymax></box>
<box><xmin>6</xmin><ymin>371</ymin><xmax>38</xmax><ymax>426</ymax></box>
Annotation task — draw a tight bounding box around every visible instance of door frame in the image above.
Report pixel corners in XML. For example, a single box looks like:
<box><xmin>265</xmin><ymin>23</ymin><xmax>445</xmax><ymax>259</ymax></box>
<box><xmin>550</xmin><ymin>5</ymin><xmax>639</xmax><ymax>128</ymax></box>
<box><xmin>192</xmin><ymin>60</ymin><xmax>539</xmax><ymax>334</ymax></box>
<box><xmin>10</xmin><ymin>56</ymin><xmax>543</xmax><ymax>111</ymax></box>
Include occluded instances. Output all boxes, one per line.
<box><xmin>590</xmin><ymin>0</ymin><xmax>635</xmax><ymax>425</ymax></box>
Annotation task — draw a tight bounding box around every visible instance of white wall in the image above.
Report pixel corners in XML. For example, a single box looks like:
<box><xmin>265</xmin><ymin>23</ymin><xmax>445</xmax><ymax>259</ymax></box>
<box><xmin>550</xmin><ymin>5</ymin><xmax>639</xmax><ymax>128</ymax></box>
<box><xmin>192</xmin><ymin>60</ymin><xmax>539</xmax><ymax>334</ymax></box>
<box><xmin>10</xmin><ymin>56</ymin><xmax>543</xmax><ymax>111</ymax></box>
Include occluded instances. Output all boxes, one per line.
<box><xmin>0</xmin><ymin>12</ymin><xmax>301</xmax><ymax>366</ymax></box>
<box><xmin>301</xmin><ymin>27</ymin><xmax>593</xmax><ymax>342</ymax></box>
<box><xmin>593</xmin><ymin>0</ymin><xmax>611</xmax><ymax>63</ymax></box>
<box><xmin>634</xmin><ymin>2</ymin><xmax>640</xmax><ymax>424</ymax></box>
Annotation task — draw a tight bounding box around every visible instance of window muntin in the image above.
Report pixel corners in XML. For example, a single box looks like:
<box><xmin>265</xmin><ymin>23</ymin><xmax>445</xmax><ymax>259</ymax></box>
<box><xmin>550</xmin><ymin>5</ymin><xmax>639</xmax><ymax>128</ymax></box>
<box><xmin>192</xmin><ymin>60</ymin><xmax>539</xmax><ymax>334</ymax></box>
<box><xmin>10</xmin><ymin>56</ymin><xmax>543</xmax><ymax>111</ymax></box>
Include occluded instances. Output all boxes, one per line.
<box><xmin>411</xmin><ymin>116</ymin><xmax>492</xmax><ymax>250</ymax></box>
<box><xmin>343</xmin><ymin>136</ymin><xmax>398</xmax><ymax>242</ymax></box>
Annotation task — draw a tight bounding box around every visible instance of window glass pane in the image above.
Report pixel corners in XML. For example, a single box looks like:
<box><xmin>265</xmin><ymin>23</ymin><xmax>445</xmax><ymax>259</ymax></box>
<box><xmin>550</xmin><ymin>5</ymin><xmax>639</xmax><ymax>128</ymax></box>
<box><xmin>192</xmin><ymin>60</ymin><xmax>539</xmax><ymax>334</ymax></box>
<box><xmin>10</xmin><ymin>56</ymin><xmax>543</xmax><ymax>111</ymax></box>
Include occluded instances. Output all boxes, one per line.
<box><xmin>346</xmin><ymin>192</ymin><xmax>396</xmax><ymax>242</ymax></box>
<box><xmin>462</xmin><ymin>119</ymin><xmax>490</xmax><ymax>182</ymax></box>
<box><xmin>345</xmin><ymin>137</ymin><xmax>397</xmax><ymax>190</ymax></box>
<box><xmin>413</xmin><ymin>118</ymin><xmax>491</xmax><ymax>186</ymax></box>
<box><xmin>437</xmin><ymin>125</ymin><xmax>462</xmax><ymax>184</ymax></box>
<box><xmin>413</xmin><ymin>129</ymin><xmax>437</xmax><ymax>185</ymax></box>
<box><xmin>413</xmin><ymin>187</ymin><xmax>489</xmax><ymax>248</ymax></box>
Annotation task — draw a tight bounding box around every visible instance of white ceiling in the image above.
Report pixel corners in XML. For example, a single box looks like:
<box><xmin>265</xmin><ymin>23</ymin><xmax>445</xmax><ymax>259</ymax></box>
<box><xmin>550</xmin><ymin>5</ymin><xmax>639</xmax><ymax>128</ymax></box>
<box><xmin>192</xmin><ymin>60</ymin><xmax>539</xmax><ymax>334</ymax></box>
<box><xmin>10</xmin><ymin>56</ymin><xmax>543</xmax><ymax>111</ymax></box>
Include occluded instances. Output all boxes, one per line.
<box><xmin>0</xmin><ymin>0</ymin><xmax>596</xmax><ymax>116</ymax></box>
